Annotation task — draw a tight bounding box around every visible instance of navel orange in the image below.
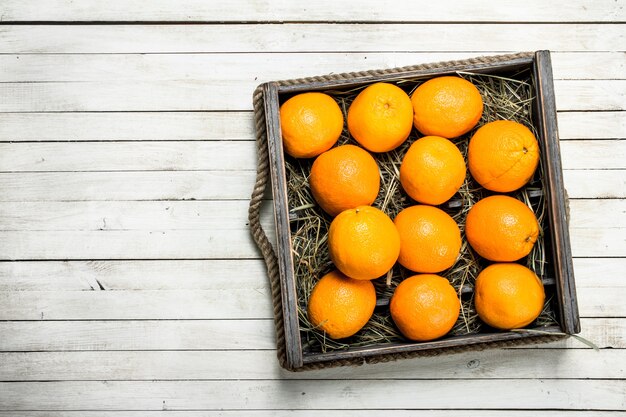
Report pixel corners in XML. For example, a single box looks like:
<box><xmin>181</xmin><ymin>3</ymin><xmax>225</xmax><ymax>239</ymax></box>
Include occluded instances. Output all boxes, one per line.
<box><xmin>474</xmin><ymin>263</ymin><xmax>545</xmax><ymax>330</ymax></box>
<box><xmin>279</xmin><ymin>92</ymin><xmax>343</xmax><ymax>158</ymax></box>
<box><xmin>393</xmin><ymin>205</ymin><xmax>462</xmax><ymax>273</ymax></box>
<box><xmin>347</xmin><ymin>82</ymin><xmax>413</xmax><ymax>153</ymax></box>
<box><xmin>399</xmin><ymin>135</ymin><xmax>466</xmax><ymax>205</ymax></box>
<box><xmin>468</xmin><ymin>120</ymin><xmax>540</xmax><ymax>192</ymax></box>
<box><xmin>390</xmin><ymin>274</ymin><xmax>460</xmax><ymax>341</ymax></box>
<box><xmin>328</xmin><ymin>205</ymin><xmax>400</xmax><ymax>280</ymax></box>
<box><xmin>307</xmin><ymin>270</ymin><xmax>376</xmax><ymax>339</ymax></box>
<box><xmin>411</xmin><ymin>76</ymin><xmax>483</xmax><ymax>138</ymax></box>
<box><xmin>309</xmin><ymin>144</ymin><xmax>380</xmax><ymax>217</ymax></box>
<box><xmin>465</xmin><ymin>195</ymin><xmax>539</xmax><ymax>262</ymax></box>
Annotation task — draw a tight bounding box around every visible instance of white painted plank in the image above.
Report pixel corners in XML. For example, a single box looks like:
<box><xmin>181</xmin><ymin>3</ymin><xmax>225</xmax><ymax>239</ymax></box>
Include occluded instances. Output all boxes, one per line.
<box><xmin>0</xmin><ymin>201</ymin><xmax>269</xmax><ymax>231</ymax></box>
<box><xmin>0</xmin><ymin>349</ymin><xmax>624</xmax><ymax>381</ymax></box>
<box><xmin>0</xmin><ymin>380</ymin><xmax>623</xmax><ymax>410</ymax></box>
<box><xmin>558</xmin><ymin>111</ymin><xmax>626</xmax><ymax>140</ymax></box>
<box><xmin>2</xmin><ymin>0</ymin><xmax>622</xmax><ymax>22</ymax></box>
<box><xmin>1</xmin><ymin>140</ymin><xmax>625</xmax><ymax>172</ymax></box>
<box><xmin>1</xmin><ymin>413</ymin><xmax>623</xmax><ymax>417</ymax></box>
<box><xmin>560</xmin><ymin>140</ymin><xmax>626</xmax><ymax>170</ymax></box>
<box><xmin>0</xmin><ymin>171</ymin><xmax>258</xmax><ymax>201</ymax></box>
<box><xmin>572</xmin><ymin>258</ymin><xmax>626</xmax><ymax>287</ymax></box>
<box><xmin>11</xmin><ymin>318</ymin><xmax>626</xmax><ymax>350</ymax></box>
<box><xmin>568</xmin><ymin>200</ymin><xmax>626</xmax><ymax>228</ymax></box>
<box><xmin>0</xmin><ymin>318</ymin><xmax>620</xmax><ymax>351</ymax></box>
<box><xmin>0</xmin><ymin>230</ymin><xmax>269</xmax><ymax>260</ymax></box>
<box><xmin>563</xmin><ymin>170</ymin><xmax>626</xmax><ymax>198</ymax></box>
<box><xmin>0</xmin><ymin>142</ymin><xmax>257</xmax><ymax>172</ymax></box>
<box><xmin>0</xmin><ymin>286</ymin><xmax>621</xmax><ymax>320</ymax></box>
<box><xmin>0</xmin><ymin>319</ymin><xmax>277</xmax><ymax>351</ymax></box>
<box><xmin>0</xmin><ymin>79</ymin><xmax>621</xmax><ymax>112</ymax></box>
<box><xmin>0</xmin><ymin>112</ymin><xmax>253</xmax><ymax>142</ymax></box>
<box><xmin>0</xmin><ymin>170</ymin><xmax>622</xmax><ymax>202</ymax></box>
<box><xmin>569</xmin><ymin>228</ymin><xmax>626</xmax><ymax>257</ymax></box>
<box><xmin>0</xmin><ymin>224</ymin><xmax>622</xmax><ymax>260</ymax></box>
<box><xmin>2</xmin><ymin>24</ymin><xmax>623</xmax><ymax>54</ymax></box>
<box><xmin>0</xmin><ymin>256</ymin><xmax>621</xmax><ymax>291</ymax></box>
<box><xmin>0</xmin><ymin>111</ymin><xmax>622</xmax><ymax>142</ymax></box>
<box><xmin>0</xmin><ymin>52</ymin><xmax>623</xmax><ymax>82</ymax></box>
<box><xmin>0</xmin><ymin>199</ymin><xmax>620</xmax><ymax>232</ymax></box>
<box><xmin>0</xmin><ymin>413</ymin><xmax>620</xmax><ymax>417</ymax></box>
<box><xmin>0</xmin><ymin>290</ymin><xmax>272</xmax><ymax>320</ymax></box>
<box><xmin>0</xmin><ymin>259</ymin><xmax>269</xmax><ymax>291</ymax></box>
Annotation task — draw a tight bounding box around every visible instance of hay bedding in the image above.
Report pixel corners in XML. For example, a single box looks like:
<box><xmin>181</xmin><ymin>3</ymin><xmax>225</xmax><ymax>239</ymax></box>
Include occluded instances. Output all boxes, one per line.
<box><xmin>284</xmin><ymin>68</ymin><xmax>559</xmax><ymax>354</ymax></box>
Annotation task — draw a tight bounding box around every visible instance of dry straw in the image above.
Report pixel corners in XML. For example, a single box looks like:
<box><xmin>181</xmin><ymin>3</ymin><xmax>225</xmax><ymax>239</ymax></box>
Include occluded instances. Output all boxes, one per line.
<box><xmin>286</xmin><ymin>68</ymin><xmax>558</xmax><ymax>354</ymax></box>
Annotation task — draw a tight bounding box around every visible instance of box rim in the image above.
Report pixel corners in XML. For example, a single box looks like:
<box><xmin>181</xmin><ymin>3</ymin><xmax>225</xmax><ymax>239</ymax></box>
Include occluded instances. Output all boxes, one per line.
<box><xmin>259</xmin><ymin>51</ymin><xmax>580</xmax><ymax>370</ymax></box>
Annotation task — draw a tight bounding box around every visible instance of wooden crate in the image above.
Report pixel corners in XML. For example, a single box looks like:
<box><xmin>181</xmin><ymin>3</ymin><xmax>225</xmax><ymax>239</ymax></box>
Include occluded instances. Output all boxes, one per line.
<box><xmin>258</xmin><ymin>51</ymin><xmax>580</xmax><ymax>370</ymax></box>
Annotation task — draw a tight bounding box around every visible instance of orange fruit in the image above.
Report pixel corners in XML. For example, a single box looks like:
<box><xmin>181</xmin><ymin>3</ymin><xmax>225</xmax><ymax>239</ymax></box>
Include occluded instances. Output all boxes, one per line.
<box><xmin>468</xmin><ymin>120</ymin><xmax>540</xmax><ymax>192</ymax></box>
<box><xmin>465</xmin><ymin>195</ymin><xmax>539</xmax><ymax>262</ymax></box>
<box><xmin>474</xmin><ymin>263</ymin><xmax>545</xmax><ymax>330</ymax></box>
<box><xmin>393</xmin><ymin>205</ymin><xmax>462</xmax><ymax>273</ymax></box>
<box><xmin>309</xmin><ymin>145</ymin><xmax>380</xmax><ymax>217</ymax></box>
<box><xmin>399</xmin><ymin>135</ymin><xmax>466</xmax><ymax>205</ymax></box>
<box><xmin>347</xmin><ymin>82</ymin><xmax>413</xmax><ymax>152</ymax></box>
<box><xmin>307</xmin><ymin>270</ymin><xmax>376</xmax><ymax>339</ymax></box>
<box><xmin>279</xmin><ymin>92</ymin><xmax>343</xmax><ymax>158</ymax></box>
<box><xmin>328</xmin><ymin>206</ymin><xmax>400</xmax><ymax>280</ymax></box>
<box><xmin>390</xmin><ymin>274</ymin><xmax>460</xmax><ymax>341</ymax></box>
<box><xmin>411</xmin><ymin>76</ymin><xmax>483</xmax><ymax>138</ymax></box>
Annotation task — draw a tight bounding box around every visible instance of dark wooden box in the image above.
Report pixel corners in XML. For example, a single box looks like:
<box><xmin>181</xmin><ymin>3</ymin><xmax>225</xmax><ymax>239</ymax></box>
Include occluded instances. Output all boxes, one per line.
<box><xmin>257</xmin><ymin>51</ymin><xmax>580</xmax><ymax>370</ymax></box>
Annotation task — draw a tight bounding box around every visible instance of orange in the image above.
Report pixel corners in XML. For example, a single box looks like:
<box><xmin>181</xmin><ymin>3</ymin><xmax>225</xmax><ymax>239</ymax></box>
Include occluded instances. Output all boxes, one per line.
<box><xmin>328</xmin><ymin>206</ymin><xmax>400</xmax><ymax>280</ymax></box>
<box><xmin>411</xmin><ymin>76</ymin><xmax>483</xmax><ymax>138</ymax></box>
<box><xmin>309</xmin><ymin>145</ymin><xmax>380</xmax><ymax>216</ymax></box>
<box><xmin>400</xmin><ymin>135</ymin><xmax>466</xmax><ymax>205</ymax></box>
<box><xmin>474</xmin><ymin>263</ymin><xmax>545</xmax><ymax>330</ymax></box>
<box><xmin>390</xmin><ymin>274</ymin><xmax>460</xmax><ymax>341</ymax></box>
<box><xmin>279</xmin><ymin>92</ymin><xmax>343</xmax><ymax>158</ymax></box>
<box><xmin>465</xmin><ymin>195</ymin><xmax>539</xmax><ymax>262</ymax></box>
<box><xmin>347</xmin><ymin>82</ymin><xmax>413</xmax><ymax>153</ymax></box>
<box><xmin>307</xmin><ymin>270</ymin><xmax>376</xmax><ymax>339</ymax></box>
<box><xmin>468</xmin><ymin>120</ymin><xmax>540</xmax><ymax>192</ymax></box>
<box><xmin>393</xmin><ymin>205</ymin><xmax>462</xmax><ymax>273</ymax></box>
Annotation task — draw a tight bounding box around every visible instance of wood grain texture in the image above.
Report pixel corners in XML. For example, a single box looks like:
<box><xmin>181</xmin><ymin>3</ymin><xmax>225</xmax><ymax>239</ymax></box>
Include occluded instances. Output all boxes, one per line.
<box><xmin>0</xmin><ymin>1</ymin><xmax>623</xmax><ymax>412</ymax></box>
<box><xmin>0</xmin><ymin>171</ymin><xmax>258</xmax><ymax>201</ymax></box>
<box><xmin>0</xmin><ymin>413</ymin><xmax>621</xmax><ymax>417</ymax></box>
<box><xmin>0</xmin><ymin>318</ymin><xmax>621</xmax><ymax>352</ymax></box>
<box><xmin>0</xmin><ymin>111</ymin><xmax>622</xmax><ymax>142</ymax></box>
<box><xmin>0</xmin><ymin>286</ymin><xmax>622</xmax><ymax>320</ymax></box>
<box><xmin>1</xmin><ymin>140</ymin><xmax>624</xmax><ymax>172</ymax></box>
<box><xmin>534</xmin><ymin>50</ymin><xmax>578</xmax><ymax>333</ymax></box>
<box><xmin>0</xmin><ymin>257</ymin><xmax>622</xmax><ymax>291</ymax></box>
<box><xmin>1</xmin><ymin>52</ymin><xmax>623</xmax><ymax>82</ymax></box>
<box><xmin>2</xmin><ymin>0</ymin><xmax>623</xmax><ymax>22</ymax></box>
<box><xmin>0</xmin><ymin>199</ymin><xmax>619</xmax><ymax>231</ymax></box>
<box><xmin>0</xmin><ymin>224</ymin><xmax>622</xmax><ymax>260</ymax></box>
<box><xmin>0</xmin><ymin>380</ymin><xmax>623</xmax><ymax>410</ymax></box>
<box><xmin>0</xmin><ymin>170</ymin><xmax>622</xmax><ymax>202</ymax></box>
<box><xmin>1</xmin><ymin>349</ymin><xmax>624</xmax><ymax>381</ymax></box>
<box><xmin>0</xmin><ymin>79</ymin><xmax>621</xmax><ymax>112</ymax></box>
<box><xmin>0</xmin><ymin>112</ymin><xmax>254</xmax><ymax>142</ymax></box>
<box><xmin>2</xmin><ymin>24</ymin><xmax>623</xmax><ymax>53</ymax></box>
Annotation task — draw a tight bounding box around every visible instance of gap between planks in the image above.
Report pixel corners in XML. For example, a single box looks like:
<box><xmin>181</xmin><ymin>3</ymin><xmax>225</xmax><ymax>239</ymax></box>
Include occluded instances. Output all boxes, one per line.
<box><xmin>0</xmin><ymin>380</ymin><xmax>623</xmax><ymax>410</ymax></box>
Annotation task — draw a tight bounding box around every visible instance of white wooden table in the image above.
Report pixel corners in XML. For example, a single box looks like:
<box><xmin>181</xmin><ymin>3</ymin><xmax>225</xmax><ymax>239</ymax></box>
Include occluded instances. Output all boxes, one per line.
<box><xmin>0</xmin><ymin>1</ymin><xmax>625</xmax><ymax>414</ymax></box>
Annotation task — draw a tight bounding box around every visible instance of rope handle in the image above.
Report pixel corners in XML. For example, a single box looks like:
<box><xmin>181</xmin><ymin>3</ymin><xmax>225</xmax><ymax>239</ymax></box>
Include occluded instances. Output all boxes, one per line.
<box><xmin>248</xmin><ymin>85</ymin><xmax>289</xmax><ymax>368</ymax></box>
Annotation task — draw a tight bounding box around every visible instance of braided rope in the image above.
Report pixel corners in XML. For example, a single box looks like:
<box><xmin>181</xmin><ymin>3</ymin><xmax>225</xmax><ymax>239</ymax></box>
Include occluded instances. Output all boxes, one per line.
<box><xmin>248</xmin><ymin>52</ymin><xmax>564</xmax><ymax>371</ymax></box>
